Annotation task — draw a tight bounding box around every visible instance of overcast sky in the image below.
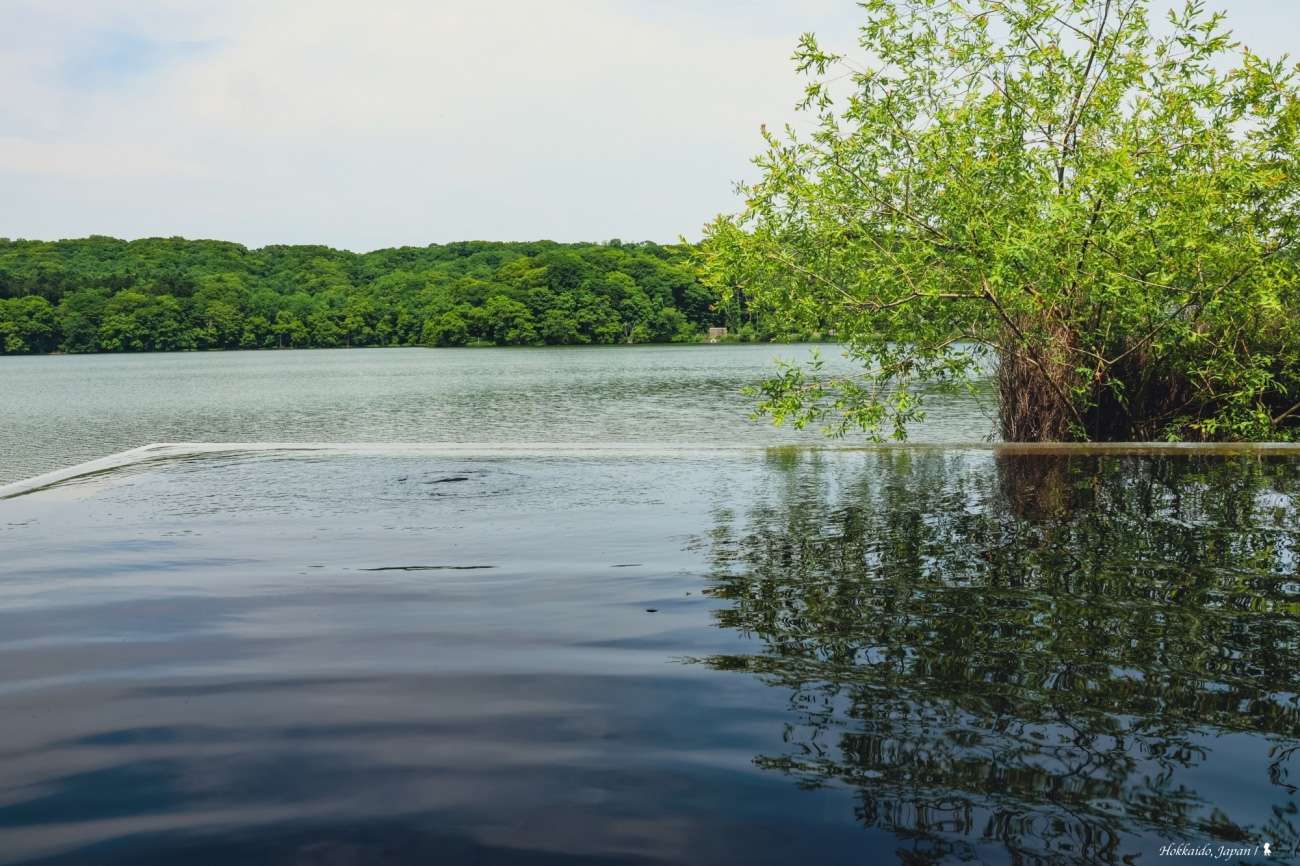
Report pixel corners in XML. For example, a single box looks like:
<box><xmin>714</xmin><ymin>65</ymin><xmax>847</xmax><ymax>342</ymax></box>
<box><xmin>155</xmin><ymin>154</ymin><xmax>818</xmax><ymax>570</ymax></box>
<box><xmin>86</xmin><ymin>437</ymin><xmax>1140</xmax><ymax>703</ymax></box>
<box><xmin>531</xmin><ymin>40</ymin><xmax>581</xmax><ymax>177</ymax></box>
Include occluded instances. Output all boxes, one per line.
<box><xmin>0</xmin><ymin>1</ymin><xmax>1294</xmax><ymax>251</ymax></box>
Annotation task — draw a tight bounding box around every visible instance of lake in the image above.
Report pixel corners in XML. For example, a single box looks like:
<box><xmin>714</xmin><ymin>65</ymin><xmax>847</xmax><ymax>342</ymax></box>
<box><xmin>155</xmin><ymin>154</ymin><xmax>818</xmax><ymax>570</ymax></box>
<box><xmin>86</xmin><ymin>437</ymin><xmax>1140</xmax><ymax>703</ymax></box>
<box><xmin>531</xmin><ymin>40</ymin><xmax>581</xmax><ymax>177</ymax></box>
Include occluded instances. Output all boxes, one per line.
<box><xmin>0</xmin><ymin>348</ymin><xmax>1295</xmax><ymax>864</ymax></box>
<box><xmin>0</xmin><ymin>345</ymin><xmax>997</xmax><ymax>486</ymax></box>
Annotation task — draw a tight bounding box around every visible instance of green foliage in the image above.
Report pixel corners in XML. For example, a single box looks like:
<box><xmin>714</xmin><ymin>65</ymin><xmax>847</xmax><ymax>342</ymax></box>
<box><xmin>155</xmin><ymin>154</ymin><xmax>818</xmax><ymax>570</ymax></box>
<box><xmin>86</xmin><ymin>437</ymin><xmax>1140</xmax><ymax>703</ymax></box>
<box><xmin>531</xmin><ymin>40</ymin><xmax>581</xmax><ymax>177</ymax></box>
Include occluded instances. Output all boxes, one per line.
<box><xmin>483</xmin><ymin>296</ymin><xmax>537</xmax><ymax>346</ymax></box>
<box><xmin>704</xmin><ymin>0</ymin><xmax>1300</xmax><ymax>442</ymax></box>
<box><xmin>0</xmin><ymin>237</ymin><xmax>721</xmax><ymax>354</ymax></box>
<box><xmin>0</xmin><ymin>296</ymin><xmax>57</xmax><ymax>354</ymax></box>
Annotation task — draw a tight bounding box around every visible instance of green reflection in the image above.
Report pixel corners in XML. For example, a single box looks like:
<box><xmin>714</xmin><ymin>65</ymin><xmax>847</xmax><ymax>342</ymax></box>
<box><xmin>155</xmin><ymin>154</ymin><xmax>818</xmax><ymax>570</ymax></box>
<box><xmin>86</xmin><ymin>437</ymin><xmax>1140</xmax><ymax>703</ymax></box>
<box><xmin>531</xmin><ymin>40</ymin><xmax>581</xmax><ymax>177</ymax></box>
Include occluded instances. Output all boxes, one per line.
<box><xmin>696</xmin><ymin>451</ymin><xmax>1300</xmax><ymax>863</ymax></box>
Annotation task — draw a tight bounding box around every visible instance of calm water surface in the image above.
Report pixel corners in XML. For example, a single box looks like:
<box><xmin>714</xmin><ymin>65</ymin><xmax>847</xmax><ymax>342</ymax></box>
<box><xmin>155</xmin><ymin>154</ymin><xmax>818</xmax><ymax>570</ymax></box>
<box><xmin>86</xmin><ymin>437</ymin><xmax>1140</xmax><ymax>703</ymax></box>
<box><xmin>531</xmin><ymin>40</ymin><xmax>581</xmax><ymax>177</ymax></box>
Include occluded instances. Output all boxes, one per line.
<box><xmin>0</xmin><ymin>345</ymin><xmax>996</xmax><ymax>485</ymax></box>
<box><xmin>0</xmin><ymin>349</ymin><xmax>1296</xmax><ymax>864</ymax></box>
<box><xmin>0</xmin><ymin>446</ymin><xmax>1297</xmax><ymax>864</ymax></box>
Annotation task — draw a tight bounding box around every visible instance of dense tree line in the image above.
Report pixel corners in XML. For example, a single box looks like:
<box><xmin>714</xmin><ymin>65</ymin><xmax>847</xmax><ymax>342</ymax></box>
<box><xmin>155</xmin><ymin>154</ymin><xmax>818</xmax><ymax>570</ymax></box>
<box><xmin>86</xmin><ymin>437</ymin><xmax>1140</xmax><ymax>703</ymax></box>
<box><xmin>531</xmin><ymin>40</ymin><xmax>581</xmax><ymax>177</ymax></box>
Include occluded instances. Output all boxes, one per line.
<box><xmin>0</xmin><ymin>236</ymin><xmax>729</xmax><ymax>354</ymax></box>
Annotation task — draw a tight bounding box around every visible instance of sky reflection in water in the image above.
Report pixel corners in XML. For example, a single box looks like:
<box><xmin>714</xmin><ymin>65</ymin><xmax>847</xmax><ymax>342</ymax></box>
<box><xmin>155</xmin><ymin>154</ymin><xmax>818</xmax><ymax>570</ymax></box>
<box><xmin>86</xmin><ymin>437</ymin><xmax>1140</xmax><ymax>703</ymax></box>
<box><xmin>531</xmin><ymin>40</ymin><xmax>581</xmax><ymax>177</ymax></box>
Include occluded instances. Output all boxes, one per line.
<box><xmin>0</xmin><ymin>447</ymin><xmax>1296</xmax><ymax>864</ymax></box>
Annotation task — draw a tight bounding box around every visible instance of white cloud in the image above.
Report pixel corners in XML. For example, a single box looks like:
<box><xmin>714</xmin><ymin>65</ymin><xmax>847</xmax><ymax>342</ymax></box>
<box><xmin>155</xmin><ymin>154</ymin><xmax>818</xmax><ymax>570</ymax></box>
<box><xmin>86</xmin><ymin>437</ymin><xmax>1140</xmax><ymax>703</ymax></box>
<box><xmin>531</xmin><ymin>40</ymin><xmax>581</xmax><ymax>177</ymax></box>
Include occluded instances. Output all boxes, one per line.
<box><xmin>0</xmin><ymin>136</ymin><xmax>207</xmax><ymax>178</ymax></box>
<box><xmin>0</xmin><ymin>0</ymin><xmax>1293</xmax><ymax>249</ymax></box>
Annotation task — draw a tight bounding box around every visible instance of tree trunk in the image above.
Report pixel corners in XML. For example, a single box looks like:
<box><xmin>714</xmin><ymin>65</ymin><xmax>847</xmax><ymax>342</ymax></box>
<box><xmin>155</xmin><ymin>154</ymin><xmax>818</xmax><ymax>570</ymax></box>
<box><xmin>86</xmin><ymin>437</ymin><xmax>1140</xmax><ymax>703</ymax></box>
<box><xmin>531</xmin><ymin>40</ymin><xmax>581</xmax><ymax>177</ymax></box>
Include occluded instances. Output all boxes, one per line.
<box><xmin>995</xmin><ymin>324</ymin><xmax>1078</xmax><ymax>442</ymax></box>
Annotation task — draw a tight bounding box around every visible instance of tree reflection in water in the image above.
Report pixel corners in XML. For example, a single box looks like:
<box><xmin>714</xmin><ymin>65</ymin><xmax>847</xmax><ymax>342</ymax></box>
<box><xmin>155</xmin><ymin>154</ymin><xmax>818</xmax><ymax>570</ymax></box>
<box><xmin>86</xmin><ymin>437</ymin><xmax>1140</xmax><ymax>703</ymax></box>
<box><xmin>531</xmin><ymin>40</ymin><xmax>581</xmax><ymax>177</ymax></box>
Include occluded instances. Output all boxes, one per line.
<box><xmin>694</xmin><ymin>450</ymin><xmax>1300</xmax><ymax>864</ymax></box>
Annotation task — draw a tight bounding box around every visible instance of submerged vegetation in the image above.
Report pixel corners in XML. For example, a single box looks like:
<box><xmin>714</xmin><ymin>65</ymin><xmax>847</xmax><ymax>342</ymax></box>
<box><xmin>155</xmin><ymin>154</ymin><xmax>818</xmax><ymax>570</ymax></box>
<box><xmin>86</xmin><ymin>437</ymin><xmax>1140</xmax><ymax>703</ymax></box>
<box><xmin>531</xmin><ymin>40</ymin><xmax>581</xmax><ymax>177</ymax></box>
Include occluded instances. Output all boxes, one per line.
<box><xmin>0</xmin><ymin>236</ymin><xmax>734</xmax><ymax>354</ymax></box>
<box><xmin>705</xmin><ymin>0</ymin><xmax>1300</xmax><ymax>442</ymax></box>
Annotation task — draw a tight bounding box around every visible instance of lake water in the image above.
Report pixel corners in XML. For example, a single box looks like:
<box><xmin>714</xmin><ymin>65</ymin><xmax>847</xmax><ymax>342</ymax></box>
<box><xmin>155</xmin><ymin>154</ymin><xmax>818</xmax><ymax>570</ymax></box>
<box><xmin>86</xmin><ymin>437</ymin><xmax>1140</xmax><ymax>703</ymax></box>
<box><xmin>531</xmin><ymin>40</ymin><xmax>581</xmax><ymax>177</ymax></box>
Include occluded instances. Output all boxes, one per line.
<box><xmin>0</xmin><ymin>349</ymin><xmax>1296</xmax><ymax>865</ymax></box>
<box><xmin>0</xmin><ymin>345</ymin><xmax>997</xmax><ymax>486</ymax></box>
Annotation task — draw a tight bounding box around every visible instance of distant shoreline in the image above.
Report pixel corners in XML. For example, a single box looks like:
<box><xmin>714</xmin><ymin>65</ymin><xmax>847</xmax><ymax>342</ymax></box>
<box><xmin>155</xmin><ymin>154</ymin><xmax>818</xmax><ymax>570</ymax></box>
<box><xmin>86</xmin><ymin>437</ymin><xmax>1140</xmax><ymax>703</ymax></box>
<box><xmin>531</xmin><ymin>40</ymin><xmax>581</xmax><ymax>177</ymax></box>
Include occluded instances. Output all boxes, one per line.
<box><xmin>6</xmin><ymin>338</ymin><xmax>844</xmax><ymax>359</ymax></box>
<box><xmin>2</xmin><ymin>236</ymin><xmax>783</xmax><ymax>356</ymax></box>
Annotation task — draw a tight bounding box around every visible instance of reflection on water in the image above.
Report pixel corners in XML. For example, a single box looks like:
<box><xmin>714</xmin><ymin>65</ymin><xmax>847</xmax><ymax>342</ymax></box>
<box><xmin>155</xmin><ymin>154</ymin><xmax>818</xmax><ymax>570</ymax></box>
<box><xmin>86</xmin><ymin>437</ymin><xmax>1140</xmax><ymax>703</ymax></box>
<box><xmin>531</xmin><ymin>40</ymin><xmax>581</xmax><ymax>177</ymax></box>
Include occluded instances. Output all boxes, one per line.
<box><xmin>697</xmin><ymin>451</ymin><xmax>1300</xmax><ymax>863</ymax></box>
<box><xmin>0</xmin><ymin>447</ymin><xmax>1297</xmax><ymax>864</ymax></box>
<box><xmin>0</xmin><ymin>449</ymin><xmax>885</xmax><ymax>866</ymax></box>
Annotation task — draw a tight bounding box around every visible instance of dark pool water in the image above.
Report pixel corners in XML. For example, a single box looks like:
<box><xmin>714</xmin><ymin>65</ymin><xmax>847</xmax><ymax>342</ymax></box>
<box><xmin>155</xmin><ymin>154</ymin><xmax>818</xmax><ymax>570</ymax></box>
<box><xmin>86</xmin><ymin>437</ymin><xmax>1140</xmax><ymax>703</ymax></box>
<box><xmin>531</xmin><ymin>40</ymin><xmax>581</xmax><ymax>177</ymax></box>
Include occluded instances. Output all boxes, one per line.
<box><xmin>0</xmin><ymin>446</ymin><xmax>1297</xmax><ymax>864</ymax></box>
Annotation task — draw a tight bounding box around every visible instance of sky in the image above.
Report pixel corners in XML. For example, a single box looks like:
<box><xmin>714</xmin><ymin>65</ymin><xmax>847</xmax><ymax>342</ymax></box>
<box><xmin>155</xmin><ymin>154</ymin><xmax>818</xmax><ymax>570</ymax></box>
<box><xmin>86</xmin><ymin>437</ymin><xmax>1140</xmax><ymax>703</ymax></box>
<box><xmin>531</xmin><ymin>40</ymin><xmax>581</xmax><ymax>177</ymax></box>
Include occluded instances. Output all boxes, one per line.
<box><xmin>0</xmin><ymin>0</ymin><xmax>1296</xmax><ymax>251</ymax></box>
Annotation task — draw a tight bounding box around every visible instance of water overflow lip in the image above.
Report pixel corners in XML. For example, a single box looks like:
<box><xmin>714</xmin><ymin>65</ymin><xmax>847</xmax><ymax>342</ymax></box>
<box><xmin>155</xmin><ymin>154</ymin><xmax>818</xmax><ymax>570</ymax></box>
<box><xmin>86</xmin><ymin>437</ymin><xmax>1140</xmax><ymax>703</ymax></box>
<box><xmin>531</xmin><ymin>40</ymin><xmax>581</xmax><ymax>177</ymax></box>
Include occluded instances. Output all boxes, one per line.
<box><xmin>10</xmin><ymin>439</ymin><xmax>1300</xmax><ymax>501</ymax></box>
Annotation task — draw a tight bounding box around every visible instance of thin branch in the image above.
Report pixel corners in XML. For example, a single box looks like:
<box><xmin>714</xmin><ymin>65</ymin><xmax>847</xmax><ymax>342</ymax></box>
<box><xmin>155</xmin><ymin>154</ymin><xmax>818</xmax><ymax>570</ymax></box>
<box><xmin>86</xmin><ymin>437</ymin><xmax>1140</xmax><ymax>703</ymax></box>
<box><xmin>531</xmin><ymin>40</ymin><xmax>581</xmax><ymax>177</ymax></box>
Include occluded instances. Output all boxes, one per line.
<box><xmin>1273</xmin><ymin>400</ymin><xmax>1300</xmax><ymax>427</ymax></box>
<box><xmin>1105</xmin><ymin>239</ymin><xmax>1297</xmax><ymax>369</ymax></box>
<box><xmin>762</xmin><ymin>253</ymin><xmax>864</xmax><ymax>310</ymax></box>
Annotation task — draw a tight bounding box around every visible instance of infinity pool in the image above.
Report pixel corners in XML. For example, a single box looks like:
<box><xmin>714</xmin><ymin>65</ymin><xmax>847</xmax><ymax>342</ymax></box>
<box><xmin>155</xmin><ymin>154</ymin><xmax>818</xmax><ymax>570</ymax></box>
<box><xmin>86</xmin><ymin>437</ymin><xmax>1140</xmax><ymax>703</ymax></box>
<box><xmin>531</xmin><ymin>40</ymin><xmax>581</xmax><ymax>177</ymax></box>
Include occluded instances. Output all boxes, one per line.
<box><xmin>0</xmin><ymin>445</ymin><xmax>1295</xmax><ymax>864</ymax></box>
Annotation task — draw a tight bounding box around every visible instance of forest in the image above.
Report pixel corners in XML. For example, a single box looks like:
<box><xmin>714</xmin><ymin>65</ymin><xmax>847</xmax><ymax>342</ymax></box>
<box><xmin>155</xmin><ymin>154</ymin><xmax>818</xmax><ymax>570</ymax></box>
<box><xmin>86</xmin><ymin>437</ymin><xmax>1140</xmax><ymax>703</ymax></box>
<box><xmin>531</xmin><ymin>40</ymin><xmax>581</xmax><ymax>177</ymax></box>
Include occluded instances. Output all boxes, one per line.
<box><xmin>0</xmin><ymin>236</ymin><xmax>741</xmax><ymax>354</ymax></box>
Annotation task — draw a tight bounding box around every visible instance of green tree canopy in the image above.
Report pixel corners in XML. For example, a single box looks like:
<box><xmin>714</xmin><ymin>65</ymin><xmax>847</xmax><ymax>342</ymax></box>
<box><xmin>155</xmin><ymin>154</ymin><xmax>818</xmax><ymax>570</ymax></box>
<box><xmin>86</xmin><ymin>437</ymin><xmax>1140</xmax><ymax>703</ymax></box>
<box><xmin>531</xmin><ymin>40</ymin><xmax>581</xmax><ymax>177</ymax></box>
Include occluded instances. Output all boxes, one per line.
<box><xmin>704</xmin><ymin>0</ymin><xmax>1300</xmax><ymax>442</ymax></box>
<box><xmin>0</xmin><ymin>237</ymin><xmax>723</xmax><ymax>354</ymax></box>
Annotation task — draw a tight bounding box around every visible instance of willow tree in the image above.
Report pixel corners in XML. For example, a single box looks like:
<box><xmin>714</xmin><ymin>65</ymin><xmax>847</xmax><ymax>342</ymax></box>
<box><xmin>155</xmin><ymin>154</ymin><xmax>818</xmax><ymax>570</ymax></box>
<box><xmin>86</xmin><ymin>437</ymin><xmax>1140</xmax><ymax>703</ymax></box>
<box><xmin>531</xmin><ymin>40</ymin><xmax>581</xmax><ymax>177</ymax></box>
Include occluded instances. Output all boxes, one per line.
<box><xmin>704</xmin><ymin>0</ymin><xmax>1300</xmax><ymax>442</ymax></box>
